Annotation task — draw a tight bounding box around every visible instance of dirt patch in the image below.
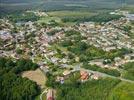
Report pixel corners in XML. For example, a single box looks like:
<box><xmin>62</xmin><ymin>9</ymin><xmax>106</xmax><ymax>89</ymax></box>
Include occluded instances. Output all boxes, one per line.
<box><xmin>22</xmin><ymin>68</ymin><xmax>46</xmax><ymax>89</ymax></box>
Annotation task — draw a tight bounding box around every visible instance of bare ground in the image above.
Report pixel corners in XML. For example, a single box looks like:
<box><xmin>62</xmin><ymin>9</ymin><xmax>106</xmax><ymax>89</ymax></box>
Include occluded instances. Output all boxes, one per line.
<box><xmin>22</xmin><ymin>68</ymin><xmax>46</xmax><ymax>89</ymax></box>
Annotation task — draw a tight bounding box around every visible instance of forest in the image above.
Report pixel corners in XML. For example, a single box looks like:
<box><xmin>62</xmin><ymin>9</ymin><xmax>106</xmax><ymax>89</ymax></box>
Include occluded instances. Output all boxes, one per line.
<box><xmin>0</xmin><ymin>57</ymin><xmax>40</xmax><ymax>100</ymax></box>
<box><xmin>61</xmin><ymin>13</ymin><xmax>123</xmax><ymax>23</ymax></box>
<box><xmin>122</xmin><ymin>62</ymin><xmax>134</xmax><ymax>81</ymax></box>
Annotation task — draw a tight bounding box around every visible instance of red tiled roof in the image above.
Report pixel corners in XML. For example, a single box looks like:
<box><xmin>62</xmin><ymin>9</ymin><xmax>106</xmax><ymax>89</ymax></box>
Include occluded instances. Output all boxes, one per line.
<box><xmin>47</xmin><ymin>97</ymin><xmax>54</xmax><ymax>100</ymax></box>
<box><xmin>80</xmin><ymin>70</ymin><xmax>89</xmax><ymax>80</ymax></box>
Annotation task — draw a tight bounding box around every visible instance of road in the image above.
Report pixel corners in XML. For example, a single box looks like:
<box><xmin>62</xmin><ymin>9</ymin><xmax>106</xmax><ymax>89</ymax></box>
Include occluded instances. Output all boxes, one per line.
<box><xmin>81</xmin><ymin>68</ymin><xmax>134</xmax><ymax>84</ymax></box>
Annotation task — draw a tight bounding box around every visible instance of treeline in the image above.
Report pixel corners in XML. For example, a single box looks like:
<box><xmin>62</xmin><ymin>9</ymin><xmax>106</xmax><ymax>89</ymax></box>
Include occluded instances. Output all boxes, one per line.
<box><xmin>7</xmin><ymin>12</ymin><xmax>40</xmax><ymax>22</ymax></box>
<box><xmin>0</xmin><ymin>57</ymin><xmax>38</xmax><ymax>74</ymax></box>
<box><xmin>62</xmin><ymin>13</ymin><xmax>123</xmax><ymax>23</ymax></box>
<box><xmin>0</xmin><ymin>57</ymin><xmax>40</xmax><ymax>100</ymax></box>
<box><xmin>83</xmin><ymin>63</ymin><xmax>121</xmax><ymax>77</ymax></box>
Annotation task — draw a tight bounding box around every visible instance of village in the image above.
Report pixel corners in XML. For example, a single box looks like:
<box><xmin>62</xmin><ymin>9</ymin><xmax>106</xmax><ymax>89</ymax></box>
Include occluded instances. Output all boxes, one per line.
<box><xmin>0</xmin><ymin>10</ymin><xmax>134</xmax><ymax>100</ymax></box>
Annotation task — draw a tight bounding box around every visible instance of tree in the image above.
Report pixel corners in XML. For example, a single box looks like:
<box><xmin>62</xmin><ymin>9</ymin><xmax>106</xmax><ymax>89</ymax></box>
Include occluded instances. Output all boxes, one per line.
<box><xmin>0</xmin><ymin>57</ymin><xmax>40</xmax><ymax>100</ymax></box>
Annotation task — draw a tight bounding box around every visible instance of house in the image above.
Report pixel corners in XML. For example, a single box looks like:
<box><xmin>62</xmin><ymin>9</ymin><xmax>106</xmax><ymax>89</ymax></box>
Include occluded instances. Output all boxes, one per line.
<box><xmin>47</xmin><ymin>89</ymin><xmax>54</xmax><ymax>100</ymax></box>
<box><xmin>104</xmin><ymin>46</ymin><xmax>116</xmax><ymax>51</ymax></box>
<box><xmin>56</xmin><ymin>76</ymin><xmax>64</xmax><ymax>84</ymax></box>
<box><xmin>60</xmin><ymin>64</ymin><xmax>69</xmax><ymax>68</ymax></box>
<box><xmin>124</xmin><ymin>54</ymin><xmax>134</xmax><ymax>60</ymax></box>
<box><xmin>91</xmin><ymin>73</ymin><xmax>100</xmax><ymax>80</ymax></box>
<box><xmin>75</xmin><ymin>57</ymin><xmax>79</xmax><ymax>62</ymax></box>
<box><xmin>40</xmin><ymin>66</ymin><xmax>49</xmax><ymax>73</ymax></box>
<box><xmin>63</xmin><ymin>70</ymin><xmax>71</xmax><ymax>76</ymax></box>
<box><xmin>124</xmin><ymin>55</ymin><xmax>131</xmax><ymax>60</ymax></box>
<box><xmin>125</xmin><ymin>14</ymin><xmax>134</xmax><ymax>21</ymax></box>
<box><xmin>80</xmin><ymin>70</ymin><xmax>90</xmax><ymax>82</ymax></box>
<box><xmin>114</xmin><ymin>57</ymin><xmax>121</xmax><ymax>62</ymax></box>
<box><xmin>0</xmin><ymin>30</ymin><xmax>12</xmax><ymax>40</ymax></box>
<box><xmin>51</xmin><ymin>57</ymin><xmax>58</xmax><ymax>64</ymax></box>
<box><xmin>89</xmin><ymin>59</ymin><xmax>104</xmax><ymax>67</ymax></box>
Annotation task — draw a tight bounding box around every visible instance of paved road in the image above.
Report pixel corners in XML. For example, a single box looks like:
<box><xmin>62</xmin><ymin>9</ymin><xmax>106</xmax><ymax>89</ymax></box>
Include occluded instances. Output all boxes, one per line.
<box><xmin>81</xmin><ymin>68</ymin><xmax>134</xmax><ymax>84</ymax></box>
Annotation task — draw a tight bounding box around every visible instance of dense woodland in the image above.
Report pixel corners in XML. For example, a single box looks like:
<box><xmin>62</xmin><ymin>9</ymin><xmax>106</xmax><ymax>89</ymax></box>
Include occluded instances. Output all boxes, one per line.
<box><xmin>61</xmin><ymin>13</ymin><xmax>123</xmax><ymax>23</ymax></box>
<box><xmin>123</xmin><ymin>62</ymin><xmax>134</xmax><ymax>81</ymax></box>
<box><xmin>0</xmin><ymin>57</ymin><xmax>40</xmax><ymax>100</ymax></box>
<box><xmin>7</xmin><ymin>12</ymin><xmax>40</xmax><ymax>22</ymax></box>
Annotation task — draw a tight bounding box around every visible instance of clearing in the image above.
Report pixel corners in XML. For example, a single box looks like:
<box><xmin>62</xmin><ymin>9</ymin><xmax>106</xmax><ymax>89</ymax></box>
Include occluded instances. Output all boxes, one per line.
<box><xmin>22</xmin><ymin>68</ymin><xmax>46</xmax><ymax>89</ymax></box>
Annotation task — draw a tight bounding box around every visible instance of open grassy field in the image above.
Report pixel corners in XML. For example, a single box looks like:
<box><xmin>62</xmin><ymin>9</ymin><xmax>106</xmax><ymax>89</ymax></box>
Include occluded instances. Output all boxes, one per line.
<box><xmin>43</xmin><ymin>11</ymin><xmax>97</xmax><ymax>26</ymax></box>
<box><xmin>38</xmin><ymin>17</ymin><xmax>61</xmax><ymax>24</ymax></box>
<box><xmin>22</xmin><ymin>68</ymin><xmax>46</xmax><ymax>89</ymax></box>
<box><xmin>47</xmin><ymin>11</ymin><xmax>96</xmax><ymax>18</ymax></box>
<box><xmin>64</xmin><ymin>4</ymin><xmax>88</xmax><ymax>8</ymax></box>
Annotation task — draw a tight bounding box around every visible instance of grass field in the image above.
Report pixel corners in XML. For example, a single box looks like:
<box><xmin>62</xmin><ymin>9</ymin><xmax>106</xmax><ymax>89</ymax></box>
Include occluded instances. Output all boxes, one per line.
<box><xmin>44</xmin><ymin>11</ymin><xmax>97</xmax><ymax>26</ymax></box>
<box><xmin>47</xmin><ymin>11</ymin><xmax>96</xmax><ymax>18</ymax></box>
<box><xmin>64</xmin><ymin>4</ymin><xmax>88</xmax><ymax>8</ymax></box>
<box><xmin>38</xmin><ymin>16</ymin><xmax>61</xmax><ymax>24</ymax></box>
